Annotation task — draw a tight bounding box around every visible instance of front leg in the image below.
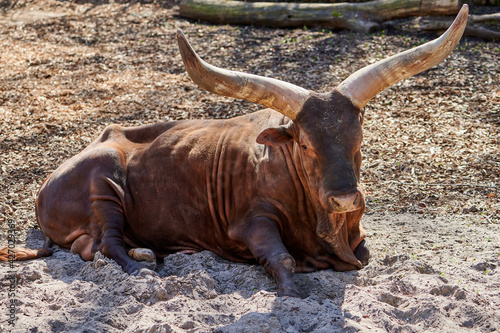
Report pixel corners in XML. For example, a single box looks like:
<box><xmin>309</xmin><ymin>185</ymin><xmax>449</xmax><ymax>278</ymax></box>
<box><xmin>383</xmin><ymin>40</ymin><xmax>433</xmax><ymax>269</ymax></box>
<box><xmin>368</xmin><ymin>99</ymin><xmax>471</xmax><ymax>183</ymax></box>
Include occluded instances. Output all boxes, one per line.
<box><xmin>229</xmin><ymin>217</ymin><xmax>300</xmax><ymax>297</ymax></box>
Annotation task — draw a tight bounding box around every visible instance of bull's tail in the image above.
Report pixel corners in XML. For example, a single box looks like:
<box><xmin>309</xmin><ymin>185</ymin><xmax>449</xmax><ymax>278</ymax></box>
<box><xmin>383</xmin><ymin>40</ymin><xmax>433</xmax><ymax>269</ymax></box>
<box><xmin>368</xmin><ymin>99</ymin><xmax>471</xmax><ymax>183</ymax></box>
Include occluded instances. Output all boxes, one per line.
<box><xmin>0</xmin><ymin>235</ymin><xmax>53</xmax><ymax>261</ymax></box>
<box><xmin>2</xmin><ymin>194</ymin><xmax>55</xmax><ymax>262</ymax></box>
<box><xmin>0</xmin><ymin>247</ymin><xmax>52</xmax><ymax>261</ymax></box>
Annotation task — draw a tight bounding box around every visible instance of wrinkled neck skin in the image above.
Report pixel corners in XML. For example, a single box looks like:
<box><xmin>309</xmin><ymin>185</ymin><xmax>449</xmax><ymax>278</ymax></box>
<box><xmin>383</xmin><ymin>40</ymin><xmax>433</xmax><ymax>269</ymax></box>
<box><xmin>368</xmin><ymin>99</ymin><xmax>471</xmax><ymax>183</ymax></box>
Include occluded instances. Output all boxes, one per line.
<box><xmin>286</xmin><ymin>141</ymin><xmax>365</xmax><ymax>272</ymax></box>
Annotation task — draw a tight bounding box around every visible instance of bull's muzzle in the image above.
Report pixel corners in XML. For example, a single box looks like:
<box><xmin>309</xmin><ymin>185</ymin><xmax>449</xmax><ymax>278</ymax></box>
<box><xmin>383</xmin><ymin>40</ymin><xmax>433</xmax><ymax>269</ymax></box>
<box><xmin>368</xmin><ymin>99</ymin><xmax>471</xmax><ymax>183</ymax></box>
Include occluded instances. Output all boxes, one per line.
<box><xmin>327</xmin><ymin>191</ymin><xmax>363</xmax><ymax>213</ymax></box>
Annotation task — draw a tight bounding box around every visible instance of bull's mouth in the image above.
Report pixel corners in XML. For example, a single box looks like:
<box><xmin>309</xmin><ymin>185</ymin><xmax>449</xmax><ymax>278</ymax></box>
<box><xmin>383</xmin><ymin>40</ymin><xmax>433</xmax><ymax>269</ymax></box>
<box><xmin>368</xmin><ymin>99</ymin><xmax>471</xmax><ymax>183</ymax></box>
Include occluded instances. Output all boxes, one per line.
<box><xmin>312</xmin><ymin>210</ymin><xmax>367</xmax><ymax>271</ymax></box>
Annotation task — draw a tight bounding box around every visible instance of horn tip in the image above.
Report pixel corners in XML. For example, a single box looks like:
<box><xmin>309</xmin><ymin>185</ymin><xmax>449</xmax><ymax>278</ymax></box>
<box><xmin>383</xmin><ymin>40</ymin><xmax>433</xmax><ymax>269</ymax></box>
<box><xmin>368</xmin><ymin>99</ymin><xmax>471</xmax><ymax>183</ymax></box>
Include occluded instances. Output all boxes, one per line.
<box><xmin>176</xmin><ymin>29</ymin><xmax>192</xmax><ymax>57</ymax></box>
<box><xmin>457</xmin><ymin>4</ymin><xmax>469</xmax><ymax>21</ymax></box>
<box><xmin>176</xmin><ymin>29</ymin><xmax>185</xmax><ymax>41</ymax></box>
<box><xmin>448</xmin><ymin>3</ymin><xmax>468</xmax><ymax>40</ymax></box>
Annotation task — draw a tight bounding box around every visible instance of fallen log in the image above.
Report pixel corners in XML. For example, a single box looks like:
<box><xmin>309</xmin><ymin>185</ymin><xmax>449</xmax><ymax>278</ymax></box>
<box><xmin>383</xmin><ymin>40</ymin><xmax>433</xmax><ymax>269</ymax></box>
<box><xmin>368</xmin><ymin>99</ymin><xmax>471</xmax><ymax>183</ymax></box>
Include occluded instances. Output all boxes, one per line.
<box><xmin>179</xmin><ymin>0</ymin><xmax>464</xmax><ymax>33</ymax></box>
<box><xmin>414</xmin><ymin>13</ymin><xmax>500</xmax><ymax>40</ymax></box>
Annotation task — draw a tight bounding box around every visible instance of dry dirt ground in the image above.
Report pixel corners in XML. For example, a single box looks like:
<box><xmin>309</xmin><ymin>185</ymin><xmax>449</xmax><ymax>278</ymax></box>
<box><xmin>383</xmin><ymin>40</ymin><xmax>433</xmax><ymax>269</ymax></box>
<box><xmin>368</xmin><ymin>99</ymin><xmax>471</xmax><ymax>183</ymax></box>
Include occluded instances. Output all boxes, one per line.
<box><xmin>0</xmin><ymin>0</ymin><xmax>499</xmax><ymax>332</ymax></box>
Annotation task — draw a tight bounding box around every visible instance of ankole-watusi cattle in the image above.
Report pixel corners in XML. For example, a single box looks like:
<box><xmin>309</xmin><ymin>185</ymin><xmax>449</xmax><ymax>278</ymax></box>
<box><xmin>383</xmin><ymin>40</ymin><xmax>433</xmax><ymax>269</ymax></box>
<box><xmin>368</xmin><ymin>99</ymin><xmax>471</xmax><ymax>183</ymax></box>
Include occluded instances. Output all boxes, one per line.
<box><xmin>0</xmin><ymin>6</ymin><xmax>468</xmax><ymax>297</ymax></box>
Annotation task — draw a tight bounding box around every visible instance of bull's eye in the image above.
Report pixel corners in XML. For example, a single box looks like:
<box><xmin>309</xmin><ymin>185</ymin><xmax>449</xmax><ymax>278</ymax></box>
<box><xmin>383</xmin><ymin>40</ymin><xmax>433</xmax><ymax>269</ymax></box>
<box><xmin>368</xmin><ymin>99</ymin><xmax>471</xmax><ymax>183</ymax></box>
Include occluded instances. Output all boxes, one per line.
<box><xmin>301</xmin><ymin>144</ymin><xmax>307</xmax><ymax>150</ymax></box>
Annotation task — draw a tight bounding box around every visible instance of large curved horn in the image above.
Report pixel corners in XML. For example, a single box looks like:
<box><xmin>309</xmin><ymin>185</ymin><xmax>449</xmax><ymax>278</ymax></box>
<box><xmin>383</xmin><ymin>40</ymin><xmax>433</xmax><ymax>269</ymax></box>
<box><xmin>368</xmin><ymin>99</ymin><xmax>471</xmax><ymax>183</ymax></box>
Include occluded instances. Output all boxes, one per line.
<box><xmin>337</xmin><ymin>4</ymin><xmax>469</xmax><ymax>110</ymax></box>
<box><xmin>177</xmin><ymin>30</ymin><xmax>310</xmax><ymax>120</ymax></box>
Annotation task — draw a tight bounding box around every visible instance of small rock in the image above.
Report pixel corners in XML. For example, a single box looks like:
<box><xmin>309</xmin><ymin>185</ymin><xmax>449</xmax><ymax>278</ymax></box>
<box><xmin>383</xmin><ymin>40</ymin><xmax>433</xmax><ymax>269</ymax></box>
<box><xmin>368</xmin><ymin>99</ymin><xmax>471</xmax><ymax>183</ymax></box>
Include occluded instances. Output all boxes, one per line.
<box><xmin>468</xmin><ymin>206</ymin><xmax>479</xmax><ymax>213</ymax></box>
<box><xmin>454</xmin><ymin>288</ymin><xmax>467</xmax><ymax>300</ymax></box>
<box><xmin>95</xmin><ymin>259</ymin><xmax>107</xmax><ymax>268</ymax></box>
<box><xmin>23</xmin><ymin>269</ymin><xmax>42</xmax><ymax>281</ymax></box>
<box><xmin>430</xmin><ymin>285</ymin><xmax>457</xmax><ymax>296</ymax></box>
<box><xmin>473</xmin><ymin>262</ymin><xmax>496</xmax><ymax>272</ymax></box>
<box><xmin>180</xmin><ymin>321</ymin><xmax>195</xmax><ymax>329</ymax></box>
<box><xmin>378</xmin><ymin>292</ymin><xmax>401</xmax><ymax>307</ymax></box>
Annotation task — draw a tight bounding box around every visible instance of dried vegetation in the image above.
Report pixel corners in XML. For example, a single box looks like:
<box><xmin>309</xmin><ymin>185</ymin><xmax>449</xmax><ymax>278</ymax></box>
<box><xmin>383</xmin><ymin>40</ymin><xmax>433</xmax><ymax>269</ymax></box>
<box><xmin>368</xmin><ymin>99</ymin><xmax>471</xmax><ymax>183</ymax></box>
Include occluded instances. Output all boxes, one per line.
<box><xmin>0</xmin><ymin>0</ymin><xmax>498</xmax><ymax>241</ymax></box>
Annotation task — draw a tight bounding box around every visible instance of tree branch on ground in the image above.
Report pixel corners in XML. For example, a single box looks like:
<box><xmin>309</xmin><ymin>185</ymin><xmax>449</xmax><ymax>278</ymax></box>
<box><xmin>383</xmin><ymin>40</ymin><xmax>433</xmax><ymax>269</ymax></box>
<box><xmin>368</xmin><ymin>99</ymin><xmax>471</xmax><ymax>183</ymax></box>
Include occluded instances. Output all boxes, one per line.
<box><xmin>179</xmin><ymin>0</ymin><xmax>499</xmax><ymax>39</ymax></box>
<box><xmin>412</xmin><ymin>13</ymin><xmax>500</xmax><ymax>40</ymax></box>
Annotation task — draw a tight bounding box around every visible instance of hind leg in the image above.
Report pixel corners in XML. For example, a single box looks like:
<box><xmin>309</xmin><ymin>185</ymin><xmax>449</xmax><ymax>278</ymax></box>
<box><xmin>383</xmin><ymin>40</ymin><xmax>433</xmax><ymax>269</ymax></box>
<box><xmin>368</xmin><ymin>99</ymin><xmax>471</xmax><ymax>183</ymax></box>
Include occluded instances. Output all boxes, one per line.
<box><xmin>37</xmin><ymin>147</ymin><xmax>155</xmax><ymax>276</ymax></box>
<box><xmin>71</xmin><ymin>231</ymin><xmax>155</xmax><ymax>276</ymax></box>
<box><xmin>90</xmin><ymin>177</ymin><xmax>155</xmax><ymax>276</ymax></box>
<box><xmin>92</xmin><ymin>201</ymin><xmax>149</xmax><ymax>274</ymax></box>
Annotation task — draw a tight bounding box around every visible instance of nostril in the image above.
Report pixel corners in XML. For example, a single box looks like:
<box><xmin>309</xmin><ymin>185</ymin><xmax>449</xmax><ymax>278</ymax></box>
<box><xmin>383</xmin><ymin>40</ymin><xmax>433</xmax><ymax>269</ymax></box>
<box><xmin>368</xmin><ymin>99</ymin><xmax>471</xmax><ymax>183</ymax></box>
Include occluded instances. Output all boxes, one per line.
<box><xmin>352</xmin><ymin>192</ymin><xmax>359</xmax><ymax>205</ymax></box>
<box><xmin>328</xmin><ymin>196</ymin><xmax>339</xmax><ymax>207</ymax></box>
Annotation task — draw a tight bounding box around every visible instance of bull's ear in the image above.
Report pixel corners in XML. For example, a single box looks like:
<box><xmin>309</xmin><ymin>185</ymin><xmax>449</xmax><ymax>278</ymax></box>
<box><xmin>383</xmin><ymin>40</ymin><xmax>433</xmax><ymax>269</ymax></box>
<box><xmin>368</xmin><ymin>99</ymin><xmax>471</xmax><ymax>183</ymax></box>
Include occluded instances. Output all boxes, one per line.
<box><xmin>256</xmin><ymin>126</ymin><xmax>292</xmax><ymax>146</ymax></box>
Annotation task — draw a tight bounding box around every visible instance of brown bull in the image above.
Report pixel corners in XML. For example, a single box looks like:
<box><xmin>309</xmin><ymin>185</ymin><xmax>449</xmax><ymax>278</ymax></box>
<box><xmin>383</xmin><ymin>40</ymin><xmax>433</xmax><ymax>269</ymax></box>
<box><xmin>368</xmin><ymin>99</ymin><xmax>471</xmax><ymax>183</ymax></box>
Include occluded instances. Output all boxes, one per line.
<box><xmin>1</xmin><ymin>6</ymin><xmax>468</xmax><ymax>297</ymax></box>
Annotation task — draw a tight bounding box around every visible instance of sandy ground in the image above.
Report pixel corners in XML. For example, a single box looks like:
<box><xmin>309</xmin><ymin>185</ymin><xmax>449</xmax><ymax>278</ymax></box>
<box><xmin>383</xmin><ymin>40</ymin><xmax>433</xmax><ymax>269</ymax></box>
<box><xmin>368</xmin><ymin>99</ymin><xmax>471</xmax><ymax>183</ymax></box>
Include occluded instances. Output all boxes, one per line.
<box><xmin>0</xmin><ymin>0</ymin><xmax>499</xmax><ymax>332</ymax></box>
<box><xmin>1</xmin><ymin>214</ymin><xmax>499</xmax><ymax>332</ymax></box>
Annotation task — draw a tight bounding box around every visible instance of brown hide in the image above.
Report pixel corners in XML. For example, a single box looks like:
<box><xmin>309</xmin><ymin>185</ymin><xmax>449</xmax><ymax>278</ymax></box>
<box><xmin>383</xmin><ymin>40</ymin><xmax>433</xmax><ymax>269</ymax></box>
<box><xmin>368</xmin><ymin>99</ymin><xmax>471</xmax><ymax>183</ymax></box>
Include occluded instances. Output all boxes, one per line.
<box><xmin>35</xmin><ymin>103</ymin><xmax>366</xmax><ymax>277</ymax></box>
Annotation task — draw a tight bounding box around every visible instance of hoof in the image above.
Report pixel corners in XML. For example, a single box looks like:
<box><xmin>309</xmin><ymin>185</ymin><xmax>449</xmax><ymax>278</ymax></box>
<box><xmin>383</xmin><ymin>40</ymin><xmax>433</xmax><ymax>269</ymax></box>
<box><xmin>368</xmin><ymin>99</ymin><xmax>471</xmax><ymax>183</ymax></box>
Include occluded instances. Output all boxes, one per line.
<box><xmin>353</xmin><ymin>240</ymin><xmax>370</xmax><ymax>266</ymax></box>
<box><xmin>278</xmin><ymin>287</ymin><xmax>302</xmax><ymax>298</ymax></box>
<box><xmin>128</xmin><ymin>248</ymin><xmax>156</xmax><ymax>262</ymax></box>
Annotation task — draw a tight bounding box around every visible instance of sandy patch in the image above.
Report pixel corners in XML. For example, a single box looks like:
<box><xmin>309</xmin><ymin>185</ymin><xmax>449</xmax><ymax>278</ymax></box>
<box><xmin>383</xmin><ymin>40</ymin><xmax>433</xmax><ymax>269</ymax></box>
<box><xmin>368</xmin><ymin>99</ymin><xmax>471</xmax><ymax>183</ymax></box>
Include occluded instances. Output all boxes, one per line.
<box><xmin>1</xmin><ymin>214</ymin><xmax>499</xmax><ymax>332</ymax></box>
